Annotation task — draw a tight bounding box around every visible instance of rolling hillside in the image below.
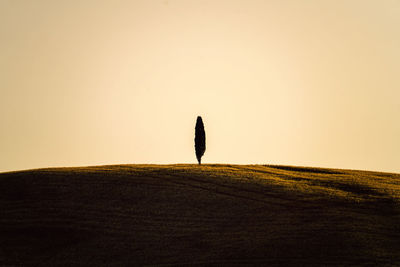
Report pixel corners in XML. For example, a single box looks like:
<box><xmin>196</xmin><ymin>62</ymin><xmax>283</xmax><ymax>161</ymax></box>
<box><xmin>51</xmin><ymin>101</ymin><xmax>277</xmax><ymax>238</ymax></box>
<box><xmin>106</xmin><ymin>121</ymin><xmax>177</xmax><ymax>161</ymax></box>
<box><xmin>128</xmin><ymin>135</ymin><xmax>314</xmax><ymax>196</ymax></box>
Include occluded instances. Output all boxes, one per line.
<box><xmin>1</xmin><ymin>164</ymin><xmax>400</xmax><ymax>266</ymax></box>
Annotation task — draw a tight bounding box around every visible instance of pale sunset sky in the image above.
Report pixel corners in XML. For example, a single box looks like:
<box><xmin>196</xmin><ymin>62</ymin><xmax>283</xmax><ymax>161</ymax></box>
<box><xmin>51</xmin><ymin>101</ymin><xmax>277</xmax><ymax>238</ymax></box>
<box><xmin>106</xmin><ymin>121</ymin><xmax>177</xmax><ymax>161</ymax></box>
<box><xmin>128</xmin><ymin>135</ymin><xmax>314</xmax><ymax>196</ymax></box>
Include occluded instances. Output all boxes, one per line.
<box><xmin>1</xmin><ymin>0</ymin><xmax>399</xmax><ymax>173</ymax></box>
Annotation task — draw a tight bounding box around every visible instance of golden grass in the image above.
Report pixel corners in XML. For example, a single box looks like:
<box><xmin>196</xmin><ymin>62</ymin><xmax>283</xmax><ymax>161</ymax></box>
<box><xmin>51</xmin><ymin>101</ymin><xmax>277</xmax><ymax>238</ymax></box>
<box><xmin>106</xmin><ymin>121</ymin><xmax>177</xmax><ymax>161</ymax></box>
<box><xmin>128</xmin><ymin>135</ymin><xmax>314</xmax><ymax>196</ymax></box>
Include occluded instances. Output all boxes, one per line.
<box><xmin>1</xmin><ymin>164</ymin><xmax>399</xmax><ymax>265</ymax></box>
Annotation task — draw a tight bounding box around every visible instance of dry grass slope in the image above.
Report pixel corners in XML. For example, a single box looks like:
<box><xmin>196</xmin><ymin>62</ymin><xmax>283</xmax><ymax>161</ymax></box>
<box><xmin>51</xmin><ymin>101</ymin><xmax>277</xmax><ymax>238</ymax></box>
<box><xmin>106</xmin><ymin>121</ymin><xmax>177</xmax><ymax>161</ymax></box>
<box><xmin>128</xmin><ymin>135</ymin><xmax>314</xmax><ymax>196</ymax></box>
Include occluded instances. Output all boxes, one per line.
<box><xmin>1</xmin><ymin>164</ymin><xmax>400</xmax><ymax>266</ymax></box>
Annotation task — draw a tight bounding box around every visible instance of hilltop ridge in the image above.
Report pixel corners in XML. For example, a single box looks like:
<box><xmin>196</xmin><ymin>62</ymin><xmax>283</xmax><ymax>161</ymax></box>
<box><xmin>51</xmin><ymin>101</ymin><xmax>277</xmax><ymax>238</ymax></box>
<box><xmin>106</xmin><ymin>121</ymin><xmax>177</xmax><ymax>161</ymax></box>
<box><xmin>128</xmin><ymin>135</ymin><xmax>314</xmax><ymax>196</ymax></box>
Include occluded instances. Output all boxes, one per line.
<box><xmin>1</xmin><ymin>164</ymin><xmax>400</xmax><ymax>265</ymax></box>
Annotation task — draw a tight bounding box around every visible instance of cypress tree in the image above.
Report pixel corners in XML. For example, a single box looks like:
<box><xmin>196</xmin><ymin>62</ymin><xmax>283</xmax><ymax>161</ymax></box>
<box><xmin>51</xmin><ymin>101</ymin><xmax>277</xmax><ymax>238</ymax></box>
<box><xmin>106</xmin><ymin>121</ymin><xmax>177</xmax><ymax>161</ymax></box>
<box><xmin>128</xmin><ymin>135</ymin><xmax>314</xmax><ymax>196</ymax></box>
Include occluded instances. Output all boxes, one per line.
<box><xmin>195</xmin><ymin>116</ymin><xmax>206</xmax><ymax>164</ymax></box>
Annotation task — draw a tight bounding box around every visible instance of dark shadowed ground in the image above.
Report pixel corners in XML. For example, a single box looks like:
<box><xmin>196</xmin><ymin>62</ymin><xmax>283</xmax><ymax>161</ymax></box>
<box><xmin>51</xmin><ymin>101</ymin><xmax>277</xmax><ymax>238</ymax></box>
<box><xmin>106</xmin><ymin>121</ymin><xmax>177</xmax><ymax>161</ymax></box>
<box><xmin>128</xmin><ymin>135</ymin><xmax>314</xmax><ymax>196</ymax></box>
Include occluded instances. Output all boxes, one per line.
<box><xmin>1</xmin><ymin>164</ymin><xmax>400</xmax><ymax>266</ymax></box>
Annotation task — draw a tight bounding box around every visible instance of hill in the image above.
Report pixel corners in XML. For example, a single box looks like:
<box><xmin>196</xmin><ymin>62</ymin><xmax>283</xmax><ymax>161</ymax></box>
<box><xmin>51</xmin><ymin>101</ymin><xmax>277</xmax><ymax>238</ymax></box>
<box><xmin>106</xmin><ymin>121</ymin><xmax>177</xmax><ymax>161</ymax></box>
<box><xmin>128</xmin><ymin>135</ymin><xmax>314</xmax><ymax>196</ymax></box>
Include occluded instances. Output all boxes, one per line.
<box><xmin>1</xmin><ymin>164</ymin><xmax>400</xmax><ymax>265</ymax></box>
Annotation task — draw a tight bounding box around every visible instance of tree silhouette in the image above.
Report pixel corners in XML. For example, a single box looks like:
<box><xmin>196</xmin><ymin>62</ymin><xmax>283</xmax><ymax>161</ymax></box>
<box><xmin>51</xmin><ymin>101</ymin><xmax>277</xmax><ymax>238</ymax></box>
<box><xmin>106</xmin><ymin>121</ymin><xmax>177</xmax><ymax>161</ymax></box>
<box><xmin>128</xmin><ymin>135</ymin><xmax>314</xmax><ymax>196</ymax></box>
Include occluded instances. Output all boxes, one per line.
<box><xmin>195</xmin><ymin>116</ymin><xmax>206</xmax><ymax>164</ymax></box>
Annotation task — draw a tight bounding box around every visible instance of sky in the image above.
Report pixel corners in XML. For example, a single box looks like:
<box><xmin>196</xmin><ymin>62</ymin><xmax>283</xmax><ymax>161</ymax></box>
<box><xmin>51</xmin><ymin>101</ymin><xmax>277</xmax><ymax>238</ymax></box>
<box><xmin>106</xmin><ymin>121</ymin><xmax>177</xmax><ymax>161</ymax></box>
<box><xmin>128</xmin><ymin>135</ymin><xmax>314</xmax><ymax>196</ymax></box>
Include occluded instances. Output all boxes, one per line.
<box><xmin>1</xmin><ymin>0</ymin><xmax>399</xmax><ymax>173</ymax></box>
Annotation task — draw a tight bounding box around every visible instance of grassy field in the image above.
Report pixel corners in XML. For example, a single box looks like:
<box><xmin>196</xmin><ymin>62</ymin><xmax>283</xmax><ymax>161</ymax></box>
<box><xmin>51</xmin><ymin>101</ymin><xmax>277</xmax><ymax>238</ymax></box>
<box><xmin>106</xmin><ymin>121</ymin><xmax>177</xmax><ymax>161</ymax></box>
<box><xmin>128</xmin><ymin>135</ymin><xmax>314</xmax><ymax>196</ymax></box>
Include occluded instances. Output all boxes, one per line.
<box><xmin>1</xmin><ymin>164</ymin><xmax>400</xmax><ymax>266</ymax></box>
